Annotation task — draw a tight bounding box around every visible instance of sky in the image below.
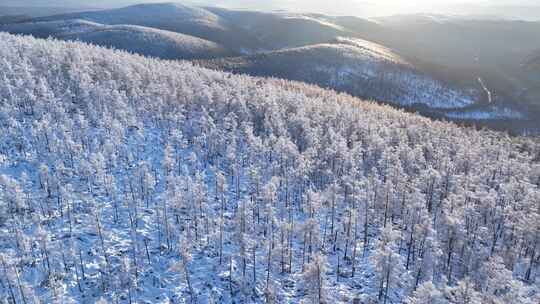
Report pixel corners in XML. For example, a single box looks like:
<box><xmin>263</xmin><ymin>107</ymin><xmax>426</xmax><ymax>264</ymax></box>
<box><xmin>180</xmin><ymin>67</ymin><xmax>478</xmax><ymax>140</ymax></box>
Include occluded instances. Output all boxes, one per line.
<box><xmin>197</xmin><ymin>0</ymin><xmax>536</xmax><ymax>15</ymax></box>
<box><xmin>3</xmin><ymin>0</ymin><xmax>540</xmax><ymax>18</ymax></box>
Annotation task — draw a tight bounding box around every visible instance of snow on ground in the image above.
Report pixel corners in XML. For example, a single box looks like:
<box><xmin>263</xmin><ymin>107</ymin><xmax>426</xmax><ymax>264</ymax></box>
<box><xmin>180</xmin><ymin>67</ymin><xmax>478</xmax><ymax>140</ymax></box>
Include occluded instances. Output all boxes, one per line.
<box><xmin>280</xmin><ymin>15</ymin><xmax>346</xmax><ymax>31</ymax></box>
<box><xmin>332</xmin><ymin>37</ymin><xmax>406</xmax><ymax>64</ymax></box>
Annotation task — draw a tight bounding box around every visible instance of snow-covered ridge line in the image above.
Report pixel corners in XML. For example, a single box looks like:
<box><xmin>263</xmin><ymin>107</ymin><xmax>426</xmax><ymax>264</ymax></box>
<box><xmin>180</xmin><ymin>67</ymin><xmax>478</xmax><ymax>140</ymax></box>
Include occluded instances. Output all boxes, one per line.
<box><xmin>0</xmin><ymin>33</ymin><xmax>538</xmax><ymax>304</ymax></box>
<box><xmin>332</xmin><ymin>37</ymin><xmax>407</xmax><ymax>64</ymax></box>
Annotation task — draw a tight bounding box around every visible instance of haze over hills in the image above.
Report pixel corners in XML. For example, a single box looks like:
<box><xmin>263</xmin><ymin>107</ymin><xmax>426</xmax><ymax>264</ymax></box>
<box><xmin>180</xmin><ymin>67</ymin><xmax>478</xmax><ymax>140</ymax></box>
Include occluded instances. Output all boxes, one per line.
<box><xmin>361</xmin><ymin>15</ymin><xmax>540</xmax><ymax>122</ymax></box>
<box><xmin>0</xmin><ymin>6</ymin><xmax>99</xmax><ymax>18</ymax></box>
<box><xmin>370</xmin><ymin>15</ymin><xmax>540</xmax><ymax>89</ymax></box>
<box><xmin>0</xmin><ymin>5</ymin><xmax>99</xmax><ymax>24</ymax></box>
<box><xmin>4</xmin><ymin>0</ymin><xmax>540</xmax><ymax>20</ymax></box>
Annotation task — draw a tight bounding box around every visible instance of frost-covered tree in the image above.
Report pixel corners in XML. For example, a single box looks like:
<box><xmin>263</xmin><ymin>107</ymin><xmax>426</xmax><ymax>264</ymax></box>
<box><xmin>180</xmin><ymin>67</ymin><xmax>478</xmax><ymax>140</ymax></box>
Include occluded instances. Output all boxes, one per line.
<box><xmin>302</xmin><ymin>253</ymin><xmax>327</xmax><ymax>304</ymax></box>
<box><xmin>444</xmin><ymin>278</ymin><xmax>482</xmax><ymax>304</ymax></box>
<box><xmin>405</xmin><ymin>282</ymin><xmax>445</xmax><ymax>304</ymax></box>
<box><xmin>371</xmin><ymin>225</ymin><xmax>408</xmax><ymax>304</ymax></box>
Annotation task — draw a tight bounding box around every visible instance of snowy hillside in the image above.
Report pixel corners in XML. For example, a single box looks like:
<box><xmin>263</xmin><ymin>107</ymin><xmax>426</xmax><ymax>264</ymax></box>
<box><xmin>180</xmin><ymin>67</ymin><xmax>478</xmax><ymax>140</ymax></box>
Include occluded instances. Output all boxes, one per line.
<box><xmin>32</xmin><ymin>3</ymin><xmax>262</xmax><ymax>52</ymax></box>
<box><xmin>0</xmin><ymin>33</ymin><xmax>539</xmax><ymax>304</ymax></box>
<box><xmin>39</xmin><ymin>2</ymin><xmax>223</xmax><ymax>30</ymax></box>
<box><xmin>332</xmin><ymin>37</ymin><xmax>406</xmax><ymax>64</ymax></box>
<box><xmin>200</xmin><ymin>40</ymin><xmax>477</xmax><ymax>110</ymax></box>
<box><xmin>1</xmin><ymin>19</ymin><xmax>232</xmax><ymax>60</ymax></box>
<box><xmin>63</xmin><ymin>25</ymin><xmax>232</xmax><ymax>60</ymax></box>
<box><xmin>205</xmin><ymin>7</ymin><xmax>348</xmax><ymax>50</ymax></box>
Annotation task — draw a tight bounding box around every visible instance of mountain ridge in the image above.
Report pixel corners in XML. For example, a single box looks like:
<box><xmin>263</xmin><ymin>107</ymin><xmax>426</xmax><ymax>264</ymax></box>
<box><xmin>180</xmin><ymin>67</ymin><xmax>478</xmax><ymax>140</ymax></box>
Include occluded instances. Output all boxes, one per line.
<box><xmin>0</xmin><ymin>19</ymin><xmax>233</xmax><ymax>60</ymax></box>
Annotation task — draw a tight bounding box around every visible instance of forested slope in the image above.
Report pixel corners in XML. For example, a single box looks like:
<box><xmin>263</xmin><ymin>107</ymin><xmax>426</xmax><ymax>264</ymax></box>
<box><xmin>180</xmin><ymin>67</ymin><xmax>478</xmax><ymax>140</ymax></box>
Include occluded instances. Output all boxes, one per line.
<box><xmin>199</xmin><ymin>38</ymin><xmax>477</xmax><ymax>110</ymax></box>
<box><xmin>0</xmin><ymin>33</ymin><xmax>539</xmax><ymax>303</ymax></box>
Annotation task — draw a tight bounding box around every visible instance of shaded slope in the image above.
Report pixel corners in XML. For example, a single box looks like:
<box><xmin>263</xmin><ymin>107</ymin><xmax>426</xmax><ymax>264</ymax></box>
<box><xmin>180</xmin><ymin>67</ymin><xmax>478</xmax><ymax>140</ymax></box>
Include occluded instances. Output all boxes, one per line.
<box><xmin>206</xmin><ymin>7</ymin><xmax>348</xmax><ymax>50</ymax></box>
<box><xmin>199</xmin><ymin>38</ymin><xmax>477</xmax><ymax>110</ymax></box>
<box><xmin>370</xmin><ymin>15</ymin><xmax>540</xmax><ymax>109</ymax></box>
<box><xmin>63</xmin><ymin>24</ymin><xmax>232</xmax><ymax>60</ymax></box>
<box><xmin>1</xmin><ymin>19</ymin><xmax>102</xmax><ymax>37</ymax></box>
<box><xmin>32</xmin><ymin>3</ymin><xmax>261</xmax><ymax>51</ymax></box>
<box><xmin>0</xmin><ymin>5</ymin><xmax>96</xmax><ymax>18</ymax></box>
<box><xmin>1</xmin><ymin>19</ymin><xmax>233</xmax><ymax>60</ymax></box>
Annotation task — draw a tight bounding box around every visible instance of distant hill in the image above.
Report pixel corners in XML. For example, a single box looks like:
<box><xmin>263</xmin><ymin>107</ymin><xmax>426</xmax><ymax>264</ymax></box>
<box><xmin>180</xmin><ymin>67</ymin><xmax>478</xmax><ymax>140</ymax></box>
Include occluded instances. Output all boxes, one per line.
<box><xmin>32</xmin><ymin>3</ymin><xmax>262</xmax><ymax>52</ymax></box>
<box><xmin>369</xmin><ymin>15</ymin><xmax>540</xmax><ymax>108</ymax></box>
<box><xmin>0</xmin><ymin>6</ymin><xmax>96</xmax><ymax>18</ymax></box>
<box><xmin>199</xmin><ymin>38</ymin><xmax>478</xmax><ymax>111</ymax></box>
<box><xmin>1</xmin><ymin>19</ymin><xmax>232</xmax><ymax>60</ymax></box>
<box><xmin>37</xmin><ymin>2</ymin><xmax>219</xmax><ymax>27</ymax></box>
<box><xmin>32</xmin><ymin>3</ymin><xmax>361</xmax><ymax>53</ymax></box>
<box><xmin>1</xmin><ymin>19</ymin><xmax>102</xmax><ymax>37</ymax></box>
<box><xmin>0</xmin><ymin>15</ymin><xmax>32</xmax><ymax>25</ymax></box>
<box><xmin>205</xmin><ymin>7</ymin><xmax>349</xmax><ymax>50</ymax></box>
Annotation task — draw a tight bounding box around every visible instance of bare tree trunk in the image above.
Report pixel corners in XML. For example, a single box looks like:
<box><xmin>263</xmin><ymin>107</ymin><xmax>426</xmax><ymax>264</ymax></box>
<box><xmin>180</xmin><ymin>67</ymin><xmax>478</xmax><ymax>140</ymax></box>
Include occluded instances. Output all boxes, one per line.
<box><xmin>406</xmin><ymin>223</ymin><xmax>416</xmax><ymax>270</ymax></box>
<box><xmin>229</xmin><ymin>256</ymin><xmax>234</xmax><ymax>297</ymax></box>
<box><xmin>185</xmin><ymin>263</ymin><xmax>194</xmax><ymax>303</ymax></box>
<box><xmin>219</xmin><ymin>197</ymin><xmax>225</xmax><ymax>265</ymax></box>
<box><xmin>525</xmin><ymin>238</ymin><xmax>538</xmax><ymax>282</ymax></box>
<box><xmin>383</xmin><ymin>189</ymin><xmax>390</xmax><ymax>228</ymax></box>
<box><xmin>79</xmin><ymin>248</ymin><xmax>86</xmax><ymax>281</ymax></box>
<box><xmin>1</xmin><ymin>257</ymin><xmax>17</xmax><ymax>304</ymax></box>
<box><xmin>384</xmin><ymin>264</ymin><xmax>391</xmax><ymax>304</ymax></box>
<box><xmin>253</xmin><ymin>246</ymin><xmax>257</xmax><ymax>286</ymax></box>
<box><xmin>266</xmin><ymin>230</ymin><xmax>273</xmax><ymax>289</ymax></box>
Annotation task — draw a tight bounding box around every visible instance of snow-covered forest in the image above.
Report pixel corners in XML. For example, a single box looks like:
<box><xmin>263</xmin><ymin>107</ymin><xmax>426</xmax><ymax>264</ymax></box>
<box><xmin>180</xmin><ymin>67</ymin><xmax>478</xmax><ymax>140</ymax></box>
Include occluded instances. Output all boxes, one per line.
<box><xmin>0</xmin><ymin>33</ymin><xmax>539</xmax><ymax>303</ymax></box>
